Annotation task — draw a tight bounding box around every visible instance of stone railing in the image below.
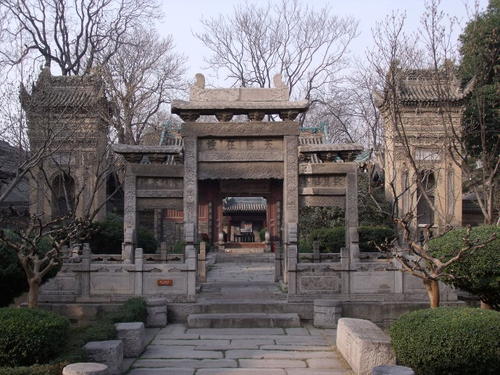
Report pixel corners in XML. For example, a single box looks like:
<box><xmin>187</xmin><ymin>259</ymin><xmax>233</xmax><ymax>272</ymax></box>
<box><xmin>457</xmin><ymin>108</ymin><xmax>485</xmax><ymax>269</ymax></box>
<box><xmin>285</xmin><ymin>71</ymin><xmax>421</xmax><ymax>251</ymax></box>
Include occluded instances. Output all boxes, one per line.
<box><xmin>39</xmin><ymin>248</ymin><xmax>194</xmax><ymax>303</ymax></box>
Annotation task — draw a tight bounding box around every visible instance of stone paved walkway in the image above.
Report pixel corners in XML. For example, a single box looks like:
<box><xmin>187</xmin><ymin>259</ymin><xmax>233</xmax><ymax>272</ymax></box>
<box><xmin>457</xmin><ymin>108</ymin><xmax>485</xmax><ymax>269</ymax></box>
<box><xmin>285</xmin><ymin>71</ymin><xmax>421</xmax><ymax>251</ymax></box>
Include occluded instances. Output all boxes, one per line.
<box><xmin>126</xmin><ymin>324</ymin><xmax>353</xmax><ymax>375</ymax></box>
<box><xmin>207</xmin><ymin>261</ymin><xmax>275</xmax><ymax>283</ymax></box>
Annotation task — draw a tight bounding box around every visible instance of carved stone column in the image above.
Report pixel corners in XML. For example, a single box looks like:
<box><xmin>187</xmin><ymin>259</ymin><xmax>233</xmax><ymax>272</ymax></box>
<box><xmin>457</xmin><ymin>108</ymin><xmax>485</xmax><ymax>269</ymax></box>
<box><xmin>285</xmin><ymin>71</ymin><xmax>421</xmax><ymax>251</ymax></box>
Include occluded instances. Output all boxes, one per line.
<box><xmin>284</xmin><ymin>135</ymin><xmax>299</xmax><ymax>294</ymax></box>
<box><xmin>183</xmin><ymin>136</ymin><xmax>198</xmax><ymax>298</ymax></box>
<box><xmin>134</xmin><ymin>248</ymin><xmax>143</xmax><ymax>296</ymax></box>
<box><xmin>122</xmin><ymin>165</ymin><xmax>137</xmax><ymax>263</ymax></box>
<box><xmin>345</xmin><ymin>166</ymin><xmax>360</xmax><ymax>264</ymax></box>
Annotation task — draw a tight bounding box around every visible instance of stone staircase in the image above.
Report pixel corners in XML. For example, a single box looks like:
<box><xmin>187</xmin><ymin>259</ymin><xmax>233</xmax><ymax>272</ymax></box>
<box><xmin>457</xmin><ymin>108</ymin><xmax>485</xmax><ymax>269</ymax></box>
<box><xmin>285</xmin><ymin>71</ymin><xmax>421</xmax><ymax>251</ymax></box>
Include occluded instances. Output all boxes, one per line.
<box><xmin>187</xmin><ymin>297</ymin><xmax>302</xmax><ymax>328</ymax></box>
<box><xmin>186</xmin><ymin>252</ymin><xmax>305</xmax><ymax>328</ymax></box>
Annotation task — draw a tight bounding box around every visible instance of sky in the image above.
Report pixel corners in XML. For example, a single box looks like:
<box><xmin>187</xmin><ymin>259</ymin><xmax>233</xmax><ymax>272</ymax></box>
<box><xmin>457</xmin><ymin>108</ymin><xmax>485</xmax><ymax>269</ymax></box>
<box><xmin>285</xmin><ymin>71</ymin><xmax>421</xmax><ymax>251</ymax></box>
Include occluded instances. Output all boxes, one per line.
<box><xmin>157</xmin><ymin>0</ymin><xmax>488</xmax><ymax>85</ymax></box>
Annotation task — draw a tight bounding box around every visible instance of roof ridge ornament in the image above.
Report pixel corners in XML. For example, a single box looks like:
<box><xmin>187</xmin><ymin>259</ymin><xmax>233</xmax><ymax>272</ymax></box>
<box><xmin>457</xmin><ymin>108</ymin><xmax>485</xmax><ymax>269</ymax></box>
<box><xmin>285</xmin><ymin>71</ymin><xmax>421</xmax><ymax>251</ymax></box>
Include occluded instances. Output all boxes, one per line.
<box><xmin>173</xmin><ymin>73</ymin><xmax>308</xmax><ymax>122</ymax></box>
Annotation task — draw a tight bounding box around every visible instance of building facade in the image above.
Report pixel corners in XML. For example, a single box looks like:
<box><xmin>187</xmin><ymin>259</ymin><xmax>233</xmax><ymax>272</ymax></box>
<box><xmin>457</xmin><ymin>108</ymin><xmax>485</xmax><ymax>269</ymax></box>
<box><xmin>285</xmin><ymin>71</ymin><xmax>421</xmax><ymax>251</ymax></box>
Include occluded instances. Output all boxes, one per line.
<box><xmin>35</xmin><ymin>72</ymin><xmax>458</xmax><ymax>320</ymax></box>
<box><xmin>377</xmin><ymin>64</ymin><xmax>467</xmax><ymax>232</ymax></box>
<box><xmin>21</xmin><ymin>68</ymin><xmax>109</xmax><ymax>221</ymax></box>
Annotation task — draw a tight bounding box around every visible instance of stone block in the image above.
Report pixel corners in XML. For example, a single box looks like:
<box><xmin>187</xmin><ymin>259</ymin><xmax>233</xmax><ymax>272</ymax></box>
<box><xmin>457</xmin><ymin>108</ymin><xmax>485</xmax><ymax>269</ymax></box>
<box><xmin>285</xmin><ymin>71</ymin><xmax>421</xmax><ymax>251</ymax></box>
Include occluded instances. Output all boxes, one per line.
<box><xmin>336</xmin><ymin>318</ymin><xmax>395</xmax><ymax>375</ymax></box>
<box><xmin>372</xmin><ymin>366</ymin><xmax>415</xmax><ymax>375</ymax></box>
<box><xmin>83</xmin><ymin>340</ymin><xmax>123</xmax><ymax>375</ymax></box>
<box><xmin>146</xmin><ymin>297</ymin><xmax>167</xmax><ymax>327</ymax></box>
<box><xmin>314</xmin><ymin>299</ymin><xmax>342</xmax><ymax>328</ymax></box>
<box><xmin>115</xmin><ymin>322</ymin><xmax>146</xmax><ymax>357</ymax></box>
<box><xmin>62</xmin><ymin>363</ymin><xmax>108</xmax><ymax>375</ymax></box>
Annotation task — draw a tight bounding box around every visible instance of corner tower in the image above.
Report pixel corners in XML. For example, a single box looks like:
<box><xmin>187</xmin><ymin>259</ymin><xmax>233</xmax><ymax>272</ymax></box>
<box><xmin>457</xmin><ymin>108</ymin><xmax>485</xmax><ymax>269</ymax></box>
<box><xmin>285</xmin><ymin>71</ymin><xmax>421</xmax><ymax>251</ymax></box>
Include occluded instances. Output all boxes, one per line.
<box><xmin>21</xmin><ymin>68</ymin><xmax>109</xmax><ymax>220</ymax></box>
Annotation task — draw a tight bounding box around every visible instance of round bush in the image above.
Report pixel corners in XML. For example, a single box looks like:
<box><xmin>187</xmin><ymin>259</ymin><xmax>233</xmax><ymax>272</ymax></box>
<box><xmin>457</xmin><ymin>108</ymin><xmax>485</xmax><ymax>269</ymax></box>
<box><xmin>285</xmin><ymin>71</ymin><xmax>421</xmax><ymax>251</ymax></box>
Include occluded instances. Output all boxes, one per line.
<box><xmin>428</xmin><ymin>225</ymin><xmax>500</xmax><ymax>309</ymax></box>
<box><xmin>359</xmin><ymin>225</ymin><xmax>395</xmax><ymax>252</ymax></box>
<box><xmin>298</xmin><ymin>225</ymin><xmax>394</xmax><ymax>253</ymax></box>
<box><xmin>0</xmin><ymin>308</ymin><xmax>70</xmax><ymax>367</ymax></box>
<box><xmin>89</xmin><ymin>214</ymin><xmax>158</xmax><ymax>254</ymax></box>
<box><xmin>390</xmin><ymin>307</ymin><xmax>500</xmax><ymax>375</ymax></box>
<box><xmin>309</xmin><ymin>227</ymin><xmax>345</xmax><ymax>253</ymax></box>
<box><xmin>0</xmin><ymin>244</ymin><xmax>28</xmax><ymax>307</ymax></box>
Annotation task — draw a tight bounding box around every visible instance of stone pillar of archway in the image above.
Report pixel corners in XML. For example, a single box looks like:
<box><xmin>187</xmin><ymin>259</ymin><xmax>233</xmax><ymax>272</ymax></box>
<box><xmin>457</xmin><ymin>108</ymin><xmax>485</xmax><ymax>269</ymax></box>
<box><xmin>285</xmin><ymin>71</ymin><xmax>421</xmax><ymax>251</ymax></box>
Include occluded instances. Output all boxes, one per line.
<box><xmin>283</xmin><ymin>135</ymin><xmax>299</xmax><ymax>294</ymax></box>
<box><xmin>183</xmin><ymin>136</ymin><xmax>198</xmax><ymax>298</ymax></box>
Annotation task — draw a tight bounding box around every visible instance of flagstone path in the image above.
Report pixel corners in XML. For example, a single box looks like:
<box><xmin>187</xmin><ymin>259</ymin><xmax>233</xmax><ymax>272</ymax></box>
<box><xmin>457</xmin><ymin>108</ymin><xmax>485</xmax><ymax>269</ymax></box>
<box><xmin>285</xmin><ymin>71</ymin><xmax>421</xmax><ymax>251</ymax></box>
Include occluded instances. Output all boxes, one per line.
<box><xmin>125</xmin><ymin>324</ymin><xmax>353</xmax><ymax>375</ymax></box>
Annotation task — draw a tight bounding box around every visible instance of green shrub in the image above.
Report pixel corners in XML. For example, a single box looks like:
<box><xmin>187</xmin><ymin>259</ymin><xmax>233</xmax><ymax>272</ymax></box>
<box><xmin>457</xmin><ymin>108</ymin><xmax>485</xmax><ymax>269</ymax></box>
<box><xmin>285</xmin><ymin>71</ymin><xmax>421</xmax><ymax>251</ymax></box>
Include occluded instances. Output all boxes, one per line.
<box><xmin>298</xmin><ymin>206</ymin><xmax>345</xmax><ymax>242</ymax></box>
<box><xmin>308</xmin><ymin>227</ymin><xmax>345</xmax><ymax>253</ymax></box>
<box><xmin>259</xmin><ymin>228</ymin><xmax>267</xmax><ymax>241</ymax></box>
<box><xmin>298</xmin><ymin>238</ymin><xmax>312</xmax><ymax>253</ymax></box>
<box><xmin>0</xmin><ymin>308</ymin><xmax>70</xmax><ymax>367</ymax></box>
<box><xmin>54</xmin><ymin>319</ymin><xmax>116</xmax><ymax>364</ymax></box>
<box><xmin>0</xmin><ymin>362</ymin><xmax>67</xmax><ymax>375</ymax></box>
<box><xmin>54</xmin><ymin>298</ymin><xmax>145</xmax><ymax>364</ymax></box>
<box><xmin>428</xmin><ymin>225</ymin><xmax>500</xmax><ymax>309</ymax></box>
<box><xmin>107</xmin><ymin>297</ymin><xmax>148</xmax><ymax>324</ymax></box>
<box><xmin>172</xmin><ymin>240</ymin><xmax>185</xmax><ymax>254</ymax></box>
<box><xmin>390</xmin><ymin>307</ymin><xmax>500</xmax><ymax>375</ymax></box>
<box><xmin>137</xmin><ymin>227</ymin><xmax>158</xmax><ymax>254</ymax></box>
<box><xmin>299</xmin><ymin>225</ymin><xmax>395</xmax><ymax>253</ymax></box>
<box><xmin>359</xmin><ymin>226</ymin><xmax>395</xmax><ymax>252</ymax></box>
<box><xmin>0</xmin><ymin>244</ymin><xmax>28</xmax><ymax>307</ymax></box>
<box><xmin>89</xmin><ymin>214</ymin><xmax>157</xmax><ymax>254</ymax></box>
<box><xmin>0</xmin><ymin>232</ymin><xmax>62</xmax><ymax>307</ymax></box>
<box><xmin>89</xmin><ymin>214</ymin><xmax>123</xmax><ymax>253</ymax></box>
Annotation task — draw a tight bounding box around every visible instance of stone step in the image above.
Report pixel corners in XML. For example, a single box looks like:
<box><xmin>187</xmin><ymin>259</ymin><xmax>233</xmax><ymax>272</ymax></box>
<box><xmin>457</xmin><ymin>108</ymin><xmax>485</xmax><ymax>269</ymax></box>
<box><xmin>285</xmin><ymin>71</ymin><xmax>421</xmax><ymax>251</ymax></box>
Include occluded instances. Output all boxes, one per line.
<box><xmin>187</xmin><ymin>312</ymin><xmax>301</xmax><ymax>328</ymax></box>
<box><xmin>215</xmin><ymin>252</ymin><xmax>275</xmax><ymax>263</ymax></box>
<box><xmin>199</xmin><ymin>282</ymin><xmax>286</xmax><ymax>299</ymax></box>
<box><xmin>196</xmin><ymin>301</ymin><xmax>312</xmax><ymax>318</ymax></box>
<box><xmin>224</xmin><ymin>247</ymin><xmax>266</xmax><ymax>254</ymax></box>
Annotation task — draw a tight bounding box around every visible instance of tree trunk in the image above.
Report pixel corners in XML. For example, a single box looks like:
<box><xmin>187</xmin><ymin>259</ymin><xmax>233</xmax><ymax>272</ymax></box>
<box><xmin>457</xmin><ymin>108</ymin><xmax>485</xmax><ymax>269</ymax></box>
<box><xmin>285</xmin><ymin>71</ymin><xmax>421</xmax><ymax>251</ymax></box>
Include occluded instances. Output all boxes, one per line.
<box><xmin>28</xmin><ymin>278</ymin><xmax>40</xmax><ymax>308</ymax></box>
<box><xmin>423</xmin><ymin>279</ymin><xmax>440</xmax><ymax>308</ymax></box>
<box><xmin>480</xmin><ymin>301</ymin><xmax>493</xmax><ymax>310</ymax></box>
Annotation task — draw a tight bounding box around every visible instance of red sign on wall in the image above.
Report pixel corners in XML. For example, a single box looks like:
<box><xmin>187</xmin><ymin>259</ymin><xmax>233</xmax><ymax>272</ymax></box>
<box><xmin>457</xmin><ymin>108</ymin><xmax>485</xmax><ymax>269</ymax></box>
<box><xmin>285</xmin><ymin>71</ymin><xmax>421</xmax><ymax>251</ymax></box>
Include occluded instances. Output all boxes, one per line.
<box><xmin>157</xmin><ymin>279</ymin><xmax>173</xmax><ymax>286</ymax></box>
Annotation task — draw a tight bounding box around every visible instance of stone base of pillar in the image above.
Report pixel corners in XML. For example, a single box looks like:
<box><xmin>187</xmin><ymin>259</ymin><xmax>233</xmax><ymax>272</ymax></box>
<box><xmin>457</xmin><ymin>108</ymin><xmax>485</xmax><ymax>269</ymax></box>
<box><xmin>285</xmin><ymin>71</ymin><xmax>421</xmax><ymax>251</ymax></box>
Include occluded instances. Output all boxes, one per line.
<box><xmin>313</xmin><ymin>299</ymin><xmax>342</xmax><ymax>328</ymax></box>
<box><xmin>146</xmin><ymin>297</ymin><xmax>168</xmax><ymax>328</ymax></box>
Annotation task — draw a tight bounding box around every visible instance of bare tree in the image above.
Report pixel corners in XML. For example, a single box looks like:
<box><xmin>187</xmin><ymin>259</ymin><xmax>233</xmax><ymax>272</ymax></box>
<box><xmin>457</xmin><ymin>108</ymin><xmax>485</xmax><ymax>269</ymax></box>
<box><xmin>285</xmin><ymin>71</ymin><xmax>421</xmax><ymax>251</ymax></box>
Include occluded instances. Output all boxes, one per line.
<box><xmin>102</xmin><ymin>28</ymin><xmax>187</xmax><ymax>145</ymax></box>
<box><xmin>0</xmin><ymin>0</ymin><xmax>160</xmax><ymax>75</ymax></box>
<box><xmin>366</xmin><ymin>3</ymin><xmax>476</xmax><ymax>307</ymax></box>
<box><xmin>0</xmin><ymin>151</ymin><xmax>121</xmax><ymax>307</ymax></box>
<box><xmin>380</xmin><ymin>215</ymin><xmax>495</xmax><ymax>308</ymax></box>
<box><xmin>195</xmin><ymin>0</ymin><xmax>358</xmax><ymax>107</ymax></box>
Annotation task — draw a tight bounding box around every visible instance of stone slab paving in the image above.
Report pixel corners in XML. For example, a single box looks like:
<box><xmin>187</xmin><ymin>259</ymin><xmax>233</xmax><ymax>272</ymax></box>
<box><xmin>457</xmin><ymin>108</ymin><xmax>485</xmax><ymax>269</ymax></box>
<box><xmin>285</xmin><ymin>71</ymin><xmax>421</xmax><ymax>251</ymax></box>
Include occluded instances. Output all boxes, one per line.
<box><xmin>126</xmin><ymin>323</ymin><xmax>353</xmax><ymax>375</ymax></box>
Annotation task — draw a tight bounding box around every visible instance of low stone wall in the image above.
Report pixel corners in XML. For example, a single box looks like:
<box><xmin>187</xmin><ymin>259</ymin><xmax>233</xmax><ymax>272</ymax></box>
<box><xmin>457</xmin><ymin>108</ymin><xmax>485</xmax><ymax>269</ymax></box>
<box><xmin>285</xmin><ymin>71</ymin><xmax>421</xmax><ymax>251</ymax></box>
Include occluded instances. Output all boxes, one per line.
<box><xmin>293</xmin><ymin>259</ymin><xmax>457</xmax><ymax>303</ymax></box>
<box><xmin>39</xmin><ymin>248</ymin><xmax>194</xmax><ymax>304</ymax></box>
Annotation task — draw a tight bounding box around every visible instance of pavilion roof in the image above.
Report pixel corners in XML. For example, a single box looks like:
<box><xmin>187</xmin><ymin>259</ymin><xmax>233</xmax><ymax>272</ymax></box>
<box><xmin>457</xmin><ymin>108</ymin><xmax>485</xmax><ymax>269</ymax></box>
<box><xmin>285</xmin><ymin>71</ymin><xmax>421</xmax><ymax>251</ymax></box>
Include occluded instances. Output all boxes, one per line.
<box><xmin>20</xmin><ymin>67</ymin><xmax>108</xmax><ymax>112</ymax></box>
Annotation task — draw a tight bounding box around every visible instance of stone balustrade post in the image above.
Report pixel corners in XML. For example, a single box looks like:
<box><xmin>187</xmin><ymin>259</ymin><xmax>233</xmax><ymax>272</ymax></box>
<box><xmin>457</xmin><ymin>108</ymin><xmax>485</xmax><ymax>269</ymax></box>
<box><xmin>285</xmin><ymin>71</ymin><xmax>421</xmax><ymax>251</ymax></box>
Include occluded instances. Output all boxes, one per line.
<box><xmin>134</xmin><ymin>248</ymin><xmax>143</xmax><ymax>296</ymax></box>
<box><xmin>122</xmin><ymin>168</ymin><xmax>137</xmax><ymax>263</ymax></box>
<box><xmin>80</xmin><ymin>243</ymin><xmax>91</xmax><ymax>298</ymax></box>
<box><xmin>346</xmin><ymin>167</ymin><xmax>360</xmax><ymax>264</ymax></box>
<box><xmin>198</xmin><ymin>241</ymin><xmax>207</xmax><ymax>283</ymax></box>
<box><xmin>160</xmin><ymin>241</ymin><xmax>167</xmax><ymax>263</ymax></box>
<box><xmin>265</xmin><ymin>231</ymin><xmax>271</xmax><ymax>252</ymax></box>
<box><xmin>313</xmin><ymin>240</ymin><xmax>320</xmax><ymax>263</ymax></box>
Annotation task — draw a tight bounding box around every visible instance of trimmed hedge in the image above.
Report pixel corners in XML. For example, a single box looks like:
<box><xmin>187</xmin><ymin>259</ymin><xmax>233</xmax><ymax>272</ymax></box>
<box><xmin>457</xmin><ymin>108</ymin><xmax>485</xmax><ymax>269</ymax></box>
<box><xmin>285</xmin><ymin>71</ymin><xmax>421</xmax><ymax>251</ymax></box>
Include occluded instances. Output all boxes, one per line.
<box><xmin>0</xmin><ymin>244</ymin><xmax>28</xmax><ymax>307</ymax></box>
<box><xmin>299</xmin><ymin>226</ymin><xmax>394</xmax><ymax>253</ymax></box>
<box><xmin>107</xmin><ymin>297</ymin><xmax>148</xmax><ymax>324</ymax></box>
<box><xmin>0</xmin><ymin>297</ymin><xmax>148</xmax><ymax>373</ymax></box>
<box><xmin>0</xmin><ymin>308</ymin><xmax>70</xmax><ymax>367</ymax></box>
<box><xmin>359</xmin><ymin>226</ymin><xmax>395</xmax><ymax>252</ymax></box>
<box><xmin>0</xmin><ymin>234</ymin><xmax>62</xmax><ymax>307</ymax></box>
<box><xmin>89</xmin><ymin>214</ymin><xmax>158</xmax><ymax>254</ymax></box>
<box><xmin>390</xmin><ymin>307</ymin><xmax>500</xmax><ymax>375</ymax></box>
<box><xmin>428</xmin><ymin>225</ymin><xmax>500</xmax><ymax>309</ymax></box>
<box><xmin>0</xmin><ymin>362</ymin><xmax>67</xmax><ymax>375</ymax></box>
<box><xmin>53</xmin><ymin>297</ymin><xmax>147</xmax><ymax>364</ymax></box>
